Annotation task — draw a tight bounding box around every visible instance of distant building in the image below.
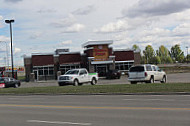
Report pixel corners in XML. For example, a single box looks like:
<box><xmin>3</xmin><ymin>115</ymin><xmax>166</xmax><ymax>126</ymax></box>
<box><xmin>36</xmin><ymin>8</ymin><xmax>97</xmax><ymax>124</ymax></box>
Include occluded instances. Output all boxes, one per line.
<box><xmin>24</xmin><ymin>40</ymin><xmax>141</xmax><ymax>81</ymax></box>
<box><xmin>55</xmin><ymin>49</ymin><xmax>69</xmax><ymax>55</ymax></box>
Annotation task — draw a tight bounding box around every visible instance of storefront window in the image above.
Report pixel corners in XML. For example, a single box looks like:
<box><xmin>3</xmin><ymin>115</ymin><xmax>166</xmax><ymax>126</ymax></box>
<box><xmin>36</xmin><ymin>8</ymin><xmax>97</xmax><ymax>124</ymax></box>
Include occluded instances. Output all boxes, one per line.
<box><xmin>115</xmin><ymin>62</ymin><xmax>134</xmax><ymax>71</ymax></box>
<box><xmin>33</xmin><ymin>66</ymin><xmax>54</xmax><ymax>76</ymax></box>
<box><xmin>60</xmin><ymin>64</ymin><xmax>81</xmax><ymax>74</ymax></box>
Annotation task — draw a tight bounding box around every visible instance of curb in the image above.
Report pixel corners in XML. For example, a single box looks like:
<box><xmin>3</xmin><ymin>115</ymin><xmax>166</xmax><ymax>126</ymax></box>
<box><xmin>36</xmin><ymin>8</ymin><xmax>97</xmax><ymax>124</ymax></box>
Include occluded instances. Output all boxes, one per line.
<box><xmin>1</xmin><ymin>92</ymin><xmax>190</xmax><ymax>96</ymax></box>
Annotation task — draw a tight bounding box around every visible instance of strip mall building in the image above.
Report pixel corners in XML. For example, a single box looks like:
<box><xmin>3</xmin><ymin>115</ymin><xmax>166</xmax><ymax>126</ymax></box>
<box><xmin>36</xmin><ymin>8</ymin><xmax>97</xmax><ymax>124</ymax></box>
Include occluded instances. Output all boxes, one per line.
<box><xmin>24</xmin><ymin>40</ymin><xmax>141</xmax><ymax>81</ymax></box>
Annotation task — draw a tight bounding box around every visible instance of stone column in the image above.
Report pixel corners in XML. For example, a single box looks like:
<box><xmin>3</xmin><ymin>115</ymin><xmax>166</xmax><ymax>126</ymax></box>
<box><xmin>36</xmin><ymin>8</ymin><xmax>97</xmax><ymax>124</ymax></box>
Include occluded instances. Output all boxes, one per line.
<box><xmin>109</xmin><ymin>56</ymin><xmax>115</xmax><ymax>70</ymax></box>
<box><xmin>88</xmin><ymin>57</ymin><xmax>95</xmax><ymax>73</ymax></box>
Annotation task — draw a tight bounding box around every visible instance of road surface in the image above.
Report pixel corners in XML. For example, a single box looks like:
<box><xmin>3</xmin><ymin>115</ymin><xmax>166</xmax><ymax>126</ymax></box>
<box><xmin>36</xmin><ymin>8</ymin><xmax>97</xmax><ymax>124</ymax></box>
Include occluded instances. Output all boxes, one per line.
<box><xmin>0</xmin><ymin>95</ymin><xmax>190</xmax><ymax>126</ymax></box>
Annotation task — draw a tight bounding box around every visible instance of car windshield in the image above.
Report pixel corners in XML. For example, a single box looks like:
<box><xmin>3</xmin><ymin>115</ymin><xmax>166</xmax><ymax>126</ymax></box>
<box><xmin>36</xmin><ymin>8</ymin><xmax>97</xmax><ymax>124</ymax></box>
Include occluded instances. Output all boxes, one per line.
<box><xmin>129</xmin><ymin>66</ymin><xmax>144</xmax><ymax>72</ymax></box>
<box><xmin>0</xmin><ymin>78</ymin><xmax>4</xmax><ymax>83</ymax></box>
<box><xmin>65</xmin><ymin>70</ymin><xmax>79</xmax><ymax>75</ymax></box>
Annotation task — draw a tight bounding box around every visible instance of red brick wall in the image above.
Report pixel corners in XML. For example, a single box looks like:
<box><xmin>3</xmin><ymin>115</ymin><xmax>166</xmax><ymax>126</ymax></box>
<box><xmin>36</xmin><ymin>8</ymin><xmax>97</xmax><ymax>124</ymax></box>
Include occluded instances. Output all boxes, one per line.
<box><xmin>32</xmin><ymin>55</ymin><xmax>54</xmax><ymax>66</ymax></box>
<box><xmin>59</xmin><ymin>53</ymin><xmax>81</xmax><ymax>64</ymax></box>
<box><xmin>114</xmin><ymin>51</ymin><xmax>134</xmax><ymax>61</ymax></box>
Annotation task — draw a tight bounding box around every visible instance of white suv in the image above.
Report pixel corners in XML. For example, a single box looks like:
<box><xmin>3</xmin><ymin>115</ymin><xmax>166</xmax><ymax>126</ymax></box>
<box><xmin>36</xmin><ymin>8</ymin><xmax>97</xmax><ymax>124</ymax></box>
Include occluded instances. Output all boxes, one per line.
<box><xmin>128</xmin><ymin>64</ymin><xmax>166</xmax><ymax>84</ymax></box>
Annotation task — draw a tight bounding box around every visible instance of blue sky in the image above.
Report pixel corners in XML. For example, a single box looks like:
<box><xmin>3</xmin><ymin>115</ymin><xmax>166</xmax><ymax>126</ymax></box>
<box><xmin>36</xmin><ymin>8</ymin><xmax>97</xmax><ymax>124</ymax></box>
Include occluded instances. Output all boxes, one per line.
<box><xmin>0</xmin><ymin>0</ymin><xmax>190</xmax><ymax>66</ymax></box>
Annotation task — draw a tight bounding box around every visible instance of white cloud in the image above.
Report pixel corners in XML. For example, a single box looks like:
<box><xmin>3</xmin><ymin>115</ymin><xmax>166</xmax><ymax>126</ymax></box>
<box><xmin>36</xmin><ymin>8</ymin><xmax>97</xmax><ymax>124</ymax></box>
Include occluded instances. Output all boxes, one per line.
<box><xmin>173</xmin><ymin>23</ymin><xmax>190</xmax><ymax>36</ymax></box>
<box><xmin>0</xmin><ymin>36</ymin><xmax>10</xmax><ymax>42</ymax></box>
<box><xmin>29</xmin><ymin>32</ymin><xmax>43</xmax><ymax>39</ymax></box>
<box><xmin>15</xmin><ymin>47</ymin><xmax>21</xmax><ymax>54</ymax></box>
<box><xmin>61</xmin><ymin>40</ymin><xmax>72</xmax><ymax>45</ymax></box>
<box><xmin>63</xmin><ymin>23</ymin><xmax>85</xmax><ymax>33</ymax></box>
<box><xmin>51</xmin><ymin>14</ymin><xmax>76</xmax><ymax>28</ymax></box>
<box><xmin>94</xmin><ymin>20</ymin><xmax>128</xmax><ymax>33</ymax></box>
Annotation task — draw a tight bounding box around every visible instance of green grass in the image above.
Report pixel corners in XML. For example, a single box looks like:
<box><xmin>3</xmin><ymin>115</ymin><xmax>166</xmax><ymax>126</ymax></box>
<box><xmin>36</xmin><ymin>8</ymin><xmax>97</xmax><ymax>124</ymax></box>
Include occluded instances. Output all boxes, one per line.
<box><xmin>0</xmin><ymin>83</ymin><xmax>190</xmax><ymax>94</ymax></box>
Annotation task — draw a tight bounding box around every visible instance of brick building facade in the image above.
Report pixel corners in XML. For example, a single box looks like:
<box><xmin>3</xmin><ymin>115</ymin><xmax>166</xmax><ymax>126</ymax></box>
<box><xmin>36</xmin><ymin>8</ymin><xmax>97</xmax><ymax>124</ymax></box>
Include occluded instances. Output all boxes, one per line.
<box><xmin>24</xmin><ymin>40</ymin><xmax>141</xmax><ymax>81</ymax></box>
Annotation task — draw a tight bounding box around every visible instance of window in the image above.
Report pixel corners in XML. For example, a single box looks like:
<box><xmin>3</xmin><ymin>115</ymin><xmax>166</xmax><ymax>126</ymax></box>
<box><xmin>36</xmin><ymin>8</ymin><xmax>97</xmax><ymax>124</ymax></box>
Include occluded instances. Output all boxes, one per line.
<box><xmin>80</xmin><ymin>70</ymin><xmax>87</xmax><ymax>75</ymax></box>
<box><xmin>60</xmin><ymin>64</ymin><xmax>81</xmax><ymax>74</ymax></box>
<box><xmin>33</xmin><ymin>66</ymin><xmax>54</xmax><ymax>76</ymax></box>
<box><xmin>129</xmin><ymin>66</ymin><xmax>144</xmax><ymax>72</ymax></box>
<box><xmin>152</xmin><ymin>66</ymin><xmax>156</xmax><ymax>71</ymax></box>
<box><xmin>115</xmin><ymin>62</ymin><xmax>134</xmax><ymax>71</ymax></box>
<box><xmin>146</xmin><ymin>65</ymin><xmax>152</xmax><ymax>71</ymax></box>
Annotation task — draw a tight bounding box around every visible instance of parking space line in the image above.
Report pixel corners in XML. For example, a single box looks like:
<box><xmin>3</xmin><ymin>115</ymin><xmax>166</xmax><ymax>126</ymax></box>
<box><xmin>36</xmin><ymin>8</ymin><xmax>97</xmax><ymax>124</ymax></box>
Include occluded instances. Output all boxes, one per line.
<box><xmin>27</xmin><ymin>120</ymin><xmax>92</xmax><ymax>125</ymax></box>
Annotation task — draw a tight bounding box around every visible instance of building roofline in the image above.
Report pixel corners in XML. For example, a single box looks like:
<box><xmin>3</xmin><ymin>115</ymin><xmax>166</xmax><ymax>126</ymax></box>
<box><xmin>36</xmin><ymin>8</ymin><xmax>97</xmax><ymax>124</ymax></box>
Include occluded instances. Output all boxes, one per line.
<box><xmin>82</xmin><ymin>40</ymin><xmax>113</xmax><ymax>47</ymax></box>
<box><xmin>59</xmin><ymin>51</ymin><xmax>81</xmax><ymax>55</ymax></box>
<box><xmin>32</xmin><ymin>53</ymin><xmax>54</xmax><ymax>56</ymax></box>
<box><xmin>114</xmin><ymin>49</ymin><xmax>134</xmax><ymax>52</ymax></box>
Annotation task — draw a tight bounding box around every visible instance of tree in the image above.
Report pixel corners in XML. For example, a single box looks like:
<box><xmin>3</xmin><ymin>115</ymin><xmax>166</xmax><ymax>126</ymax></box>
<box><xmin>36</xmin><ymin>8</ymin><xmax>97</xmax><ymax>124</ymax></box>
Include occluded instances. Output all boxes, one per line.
<box><xmin>152</xmin><ymin>56</ymin><xmax>161</xmax><ymax>64</ymax></box>
<box><xmin>157</xmin><ymin>45</ymin><xmax>172</xmax><ymax>64</ymax></box>
<box><xmin>170</xmin><ymin>44</ymin><xmax>184</xmax><ymax>63</ymax></box>
<box><xmin>132</xmin><ymin>44</ymin><xmax>141</xmax><ymax>52</ymax></box>
<box><xmin>143</xmin><ymin>45</ymin><xmax>155</xmax><ymax>64</ymax></box>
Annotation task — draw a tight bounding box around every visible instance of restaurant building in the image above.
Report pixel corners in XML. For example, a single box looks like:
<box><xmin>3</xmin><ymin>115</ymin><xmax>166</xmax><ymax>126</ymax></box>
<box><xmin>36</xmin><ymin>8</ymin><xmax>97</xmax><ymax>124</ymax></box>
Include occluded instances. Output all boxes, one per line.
<box><xmin>24</xmin><ymin>40</ymin><xmax>140</xmax><ymax>81</ymax></box>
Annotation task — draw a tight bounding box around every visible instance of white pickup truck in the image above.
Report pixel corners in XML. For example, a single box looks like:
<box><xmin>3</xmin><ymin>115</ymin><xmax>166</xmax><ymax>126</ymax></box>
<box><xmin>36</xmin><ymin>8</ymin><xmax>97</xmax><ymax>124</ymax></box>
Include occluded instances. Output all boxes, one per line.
<box><xmin>58</xmin><ymin>68</ymin><xmax>98</xmax><ymax>86</ymax></box>
<box><xmin>128</xmin><ymin>64</ymin><xmax>167</xmax><ymax>84</ymax></box>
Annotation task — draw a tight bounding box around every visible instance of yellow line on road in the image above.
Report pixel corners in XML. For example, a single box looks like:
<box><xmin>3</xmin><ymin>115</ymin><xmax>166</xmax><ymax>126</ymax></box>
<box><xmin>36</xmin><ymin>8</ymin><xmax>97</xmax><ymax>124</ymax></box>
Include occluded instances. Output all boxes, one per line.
<box><xmin>0</xmin><ymin>104</ymin><xmax>190</xmax><ymax>111</ymax></box>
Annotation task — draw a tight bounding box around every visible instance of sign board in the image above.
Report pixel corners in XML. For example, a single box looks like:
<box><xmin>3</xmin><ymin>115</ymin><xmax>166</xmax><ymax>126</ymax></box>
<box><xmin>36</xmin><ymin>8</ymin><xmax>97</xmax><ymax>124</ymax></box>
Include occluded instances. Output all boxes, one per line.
<box><xmin>93</xmin><ymin>45</ymin><xmax>109</xmax><ymax>61</ymax></box>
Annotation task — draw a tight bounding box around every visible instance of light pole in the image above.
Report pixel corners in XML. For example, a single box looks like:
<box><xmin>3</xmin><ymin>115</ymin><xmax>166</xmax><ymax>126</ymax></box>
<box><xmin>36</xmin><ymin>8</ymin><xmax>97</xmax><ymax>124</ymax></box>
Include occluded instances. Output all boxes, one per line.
<box><xmin>5</xmin><ymin>19</ymin><xmax>14</xmax><ymax>78</ymax></box>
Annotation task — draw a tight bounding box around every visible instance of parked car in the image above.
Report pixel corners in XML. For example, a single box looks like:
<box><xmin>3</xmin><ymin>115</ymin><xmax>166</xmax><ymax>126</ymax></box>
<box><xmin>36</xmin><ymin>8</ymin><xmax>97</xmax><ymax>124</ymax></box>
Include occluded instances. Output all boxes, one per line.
<box><xmin>0</xmin><ymin>77</ymin><xmax>21</xmax><ymax>88</ymax></box>
<box><xmin>58</xmin><ymin>68</ymin><xmax>98</xmax><ymax>86</ymax></box>
<box><xmin>106</xmin><ymin>69</ymin><xmax>121</xmax><ymax>79</ymax></box>
<box><xmin>128</xmin><ymin>64</ymin><xmax>167</xmax><ymax>84</ymax></box>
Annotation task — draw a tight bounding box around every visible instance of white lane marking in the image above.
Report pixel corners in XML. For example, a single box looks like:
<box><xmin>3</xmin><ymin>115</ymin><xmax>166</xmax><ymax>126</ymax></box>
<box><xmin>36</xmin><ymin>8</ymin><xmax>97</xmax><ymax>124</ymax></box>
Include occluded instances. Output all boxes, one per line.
<box><xmin>27</xmin><ymin>120</ymin><xmax>92</xmax><ymax>126</ymax></box>
<box><xmin>123</xmin><ymin>99</ymin><xmax>175</xmax><ymax>101</ymax></box>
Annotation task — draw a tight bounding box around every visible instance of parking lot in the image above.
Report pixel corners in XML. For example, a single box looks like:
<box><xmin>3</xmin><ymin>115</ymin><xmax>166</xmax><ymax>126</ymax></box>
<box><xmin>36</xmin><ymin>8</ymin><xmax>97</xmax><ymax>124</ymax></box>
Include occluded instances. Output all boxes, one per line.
<box><xmin>20</xmin><ymin>72</ymin><xmax>190</xmax><ymax>88</ymax></box>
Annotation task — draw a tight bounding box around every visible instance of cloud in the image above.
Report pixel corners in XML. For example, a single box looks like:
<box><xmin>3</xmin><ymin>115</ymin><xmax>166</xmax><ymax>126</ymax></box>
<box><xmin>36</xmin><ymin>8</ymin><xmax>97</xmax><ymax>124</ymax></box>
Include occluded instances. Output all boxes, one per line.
<box><xmin>172</xmin><ymin>23</ymin><xmax>190</xmax><ymax>36</ymax></box>
<box><xmin>0</xmin><ymin>15</ymin><xmax>3</xmax><ymax>28</ymax></box>
<box><xmin>62</xmin><ymin>23</ymin><xmax>85</xmax><ymax>33</ymax></box>
<box><xmin>0</xmin><ymin>36</ymin><xmax>10</xmax><ymax>42</ymax></box>
<box><xmin>14</xmin><ymin>47</ymin><xmax>21</xmax><ymax>54</ymax></box>
<box><xmin>37</xmin><ymin>9</ymin><xmax>56</xmax><ymax>14</ymax></box>
<box><xmin>51</xmin><ymin>15</ymin><xmax>76</xmax><ymax>28</ymax></box>
<box><xmin>61</xmin><ymin>40</ymin><xmax>72</xmax><ymax>45</ymax></box>
<box><xmin>29</xmin><ymin>32</ymin><xmax>43</xmax><ymax>39</ymax></box>
<box><xmin>5</xmin><ymin>0</ymin><xmax>22</xmax><ymax>3</ymax></box>
<box><xmin>72</xmin><ymin>5</ymin><xmax>96</xmax><ymax>15</ymax></box>
<box><xmin>94</xmin><ymin>20</ymin><xmax>128</xmax><ymax>33</ymax></box>
<box><xmin>122</xmin><ymin>0</ymin><xmax>190</xmax><ymax>18</ymax></box>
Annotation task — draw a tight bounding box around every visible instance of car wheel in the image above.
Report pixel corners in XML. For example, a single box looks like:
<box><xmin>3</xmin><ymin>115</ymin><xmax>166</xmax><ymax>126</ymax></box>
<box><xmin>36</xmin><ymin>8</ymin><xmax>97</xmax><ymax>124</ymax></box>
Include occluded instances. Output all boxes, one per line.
<box><xmin>91</xmin><ymin>78</ymin><xmax>97</xmax><ymax>85</ymax></box>
<box><xmin>131</xmin><ymin>81</ymin><xmax>137</xmax><ymax>84</ymax></box>
<box><xmin>58</xmin><ymin>82</ymin><xmax>64</xmax><ymax>86</ymax></box>
<box><xmin>149</xmin><ymin>77</ymin><xmax>154</xmax><ymax>83</ymax></box>
<box><xmin>161</xmin><ymin>75</ymin><xmax>167</xmax><ymax>83</ymax></box>
<box><xmin>14</xmin><ymin>83</ymin><xmax>19</xmax><ymax>88</ymax></box>
<box><xmin>73</xmin><ymin>79</ymin><xmax>79</xmax><ymax>86</ymax></box>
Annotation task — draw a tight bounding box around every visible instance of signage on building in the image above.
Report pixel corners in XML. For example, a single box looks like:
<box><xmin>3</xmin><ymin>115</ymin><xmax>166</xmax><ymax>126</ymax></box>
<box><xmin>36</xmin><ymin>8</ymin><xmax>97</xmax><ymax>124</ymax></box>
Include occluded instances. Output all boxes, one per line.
<box><xmin>93</xmin><ymin>45</ymin><xmax>109</xmax><ymax>61</ymax></box>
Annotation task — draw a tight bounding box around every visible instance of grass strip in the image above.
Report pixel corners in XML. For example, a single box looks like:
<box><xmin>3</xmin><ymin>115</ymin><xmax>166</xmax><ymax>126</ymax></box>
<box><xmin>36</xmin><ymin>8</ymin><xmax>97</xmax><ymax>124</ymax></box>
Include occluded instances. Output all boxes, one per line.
<box><xmin>0</xmin><ymin>83</ymin><xmax>190</xmax><ymax>95</ymax></box>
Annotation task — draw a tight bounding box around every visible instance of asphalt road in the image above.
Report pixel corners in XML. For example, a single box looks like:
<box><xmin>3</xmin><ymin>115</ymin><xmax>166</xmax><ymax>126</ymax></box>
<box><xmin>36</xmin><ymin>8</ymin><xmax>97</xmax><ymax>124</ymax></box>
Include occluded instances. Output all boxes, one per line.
<box><xmin>21</xmin><ymin>72</ymin><xmax>190</xmax><ymax>88</ymax></box>
<box><xmin>0</xmin><ymin>95</ymin><xmax>190</xmax><ymax>126</ymax></box>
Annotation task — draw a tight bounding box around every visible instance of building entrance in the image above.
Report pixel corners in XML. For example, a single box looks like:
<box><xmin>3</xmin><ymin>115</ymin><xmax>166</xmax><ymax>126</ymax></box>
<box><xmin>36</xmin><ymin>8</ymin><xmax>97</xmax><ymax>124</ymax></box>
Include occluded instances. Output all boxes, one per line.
<box><xmin>94</xmin><ymin>64</ymin><xmax>109</xmax><ymax>77</ymax></box>
<box><xmin>33</xmin><ymin>70</ymin><xmax>38</xmax><ymax>81</ymax></box>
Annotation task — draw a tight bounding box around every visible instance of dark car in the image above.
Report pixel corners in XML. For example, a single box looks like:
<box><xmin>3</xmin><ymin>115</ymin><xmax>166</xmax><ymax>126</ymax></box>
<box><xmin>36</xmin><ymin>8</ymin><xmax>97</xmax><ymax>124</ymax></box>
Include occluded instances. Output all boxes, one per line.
<box><xmin>0</xmin><ymin>77</ymin><xmax>21</xmax><ymax>88</ymax></box>
<box><xmin>106</xmin><ymin>70</ymin><xmax>121</xmax><ymax>79</ymax></box>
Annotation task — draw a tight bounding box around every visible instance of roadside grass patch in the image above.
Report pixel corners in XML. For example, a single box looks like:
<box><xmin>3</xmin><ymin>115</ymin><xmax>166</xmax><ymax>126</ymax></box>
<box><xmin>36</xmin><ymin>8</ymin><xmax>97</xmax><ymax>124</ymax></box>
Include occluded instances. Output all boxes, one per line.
<box><xmin>0</xmin><ymin>83</ymin><xmax>190</xmax><ymax>94</ymax></box>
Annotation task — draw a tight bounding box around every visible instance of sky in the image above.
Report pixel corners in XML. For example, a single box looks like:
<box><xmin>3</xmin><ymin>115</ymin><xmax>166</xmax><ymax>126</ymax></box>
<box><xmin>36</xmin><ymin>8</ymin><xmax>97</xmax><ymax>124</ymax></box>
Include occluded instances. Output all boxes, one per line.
<box><xmin>0</xmin><ymin>0</ymin><xmax>190</xmax><ymax>66</ymax></box>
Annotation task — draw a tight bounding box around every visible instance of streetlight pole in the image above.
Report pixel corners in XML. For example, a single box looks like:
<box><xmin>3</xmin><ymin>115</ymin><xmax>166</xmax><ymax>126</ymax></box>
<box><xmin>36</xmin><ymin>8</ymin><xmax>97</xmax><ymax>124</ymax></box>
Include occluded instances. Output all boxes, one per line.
<box><xmin>5</xmin><ymin>19</ymin><xmax>14</xmax><ymax>78</ymax></box>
